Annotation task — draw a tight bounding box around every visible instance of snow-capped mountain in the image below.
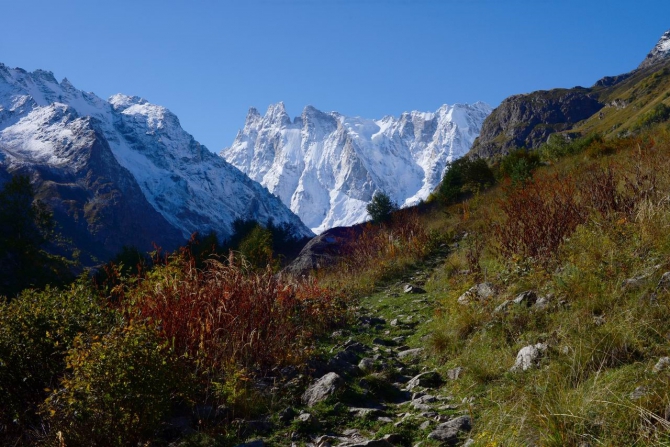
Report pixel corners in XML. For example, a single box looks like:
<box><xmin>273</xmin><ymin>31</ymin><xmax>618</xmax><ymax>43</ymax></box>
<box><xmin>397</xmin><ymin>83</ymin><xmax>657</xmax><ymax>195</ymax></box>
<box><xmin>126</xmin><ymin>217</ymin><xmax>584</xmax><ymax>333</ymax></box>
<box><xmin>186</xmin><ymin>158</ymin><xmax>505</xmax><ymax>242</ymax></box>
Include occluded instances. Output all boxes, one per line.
<box><xmin>639</xmin><ymin>30</ymin><xmax>670</xmax><ymax>69</ymax></box>
<box><xmin>0</xmin><ymin>64</ymin><xmax>311</xmax><ymax>262</ymax></box>
<box><xmin>221</xmin><ymin>102</ymin><xmax>491</xmax><ymax>233</ymax></box>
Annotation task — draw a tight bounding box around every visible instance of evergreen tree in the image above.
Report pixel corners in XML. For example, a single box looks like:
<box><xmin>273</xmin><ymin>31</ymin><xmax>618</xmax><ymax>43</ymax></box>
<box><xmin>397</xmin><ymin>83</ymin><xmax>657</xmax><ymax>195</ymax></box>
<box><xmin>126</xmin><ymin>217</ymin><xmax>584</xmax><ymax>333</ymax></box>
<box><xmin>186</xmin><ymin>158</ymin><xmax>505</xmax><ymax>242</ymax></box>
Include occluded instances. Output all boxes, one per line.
<box><xmin>366</xmin><ymin>191</ymin><xmax>398</xmax><ymax>224</ymax></box>
<box><xmin>0</xmin><ymin>175</ymin><xmax>71</xmax><ymax>298</ymax></box>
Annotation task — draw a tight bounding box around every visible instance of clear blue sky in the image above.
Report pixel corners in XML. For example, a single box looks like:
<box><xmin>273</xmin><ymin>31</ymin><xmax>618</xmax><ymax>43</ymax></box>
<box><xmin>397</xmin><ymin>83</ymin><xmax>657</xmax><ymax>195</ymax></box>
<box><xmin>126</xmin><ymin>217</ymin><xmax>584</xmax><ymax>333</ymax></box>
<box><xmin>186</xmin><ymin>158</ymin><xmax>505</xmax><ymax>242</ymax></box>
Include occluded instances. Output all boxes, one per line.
<box><xmin>2</xmin><ymin>0</ymin><xmax>669</xmax><ymax>152</ymax></box>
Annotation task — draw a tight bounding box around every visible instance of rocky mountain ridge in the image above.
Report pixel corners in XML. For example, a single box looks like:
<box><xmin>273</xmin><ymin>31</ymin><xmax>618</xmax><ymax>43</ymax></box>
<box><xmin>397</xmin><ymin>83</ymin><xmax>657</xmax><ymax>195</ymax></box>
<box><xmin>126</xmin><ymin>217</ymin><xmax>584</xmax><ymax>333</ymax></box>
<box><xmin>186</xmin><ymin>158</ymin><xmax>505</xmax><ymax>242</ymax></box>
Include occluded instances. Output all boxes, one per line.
<box><xmin>469</xmin><ymin>28</ymin><xmax>670</xmax><ymax>158</ymax></box>
<box><xmin>0</xmin><ymin>64</ymin><xmax>311</xmax><ymax>263</ymax></box>
<box><xmin>221</xmin><ymin>102</ymin><xmax>491</xmax><ymax>233</ymax></box>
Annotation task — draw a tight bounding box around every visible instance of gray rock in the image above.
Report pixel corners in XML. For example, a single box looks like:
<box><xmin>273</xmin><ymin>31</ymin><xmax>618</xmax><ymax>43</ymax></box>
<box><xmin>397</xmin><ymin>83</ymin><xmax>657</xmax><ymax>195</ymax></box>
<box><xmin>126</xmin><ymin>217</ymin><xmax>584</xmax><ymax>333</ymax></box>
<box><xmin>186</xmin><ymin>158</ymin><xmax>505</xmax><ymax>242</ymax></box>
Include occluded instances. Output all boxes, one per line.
<box><xmin>427</xmin><ymin>415</ymin><xmax>472</xmax><ymax>445</ymax></box>
<box><xmin>302</xmin><ymin>372</ymin><xmax>345</xmax><ymax>407</ymax></box>
<box><xmin>457</xmin><ymin>282</ymin><xmax>495</xmax><ymax>305</ymax></box>
<box><xmin>404</xmin><ymin>284</ymin><xmax>426</xmax><ymax>294</ymax></box>
<box><xmin>447</xmin><ymin>367</ymin><xmax>463</xmax><ymax>380</ymax></box>
<box><xmin>510</xmin><ymin>343</ymin><xmax>548</xmax><ymax>372</ymax></box>
<box><xmin>534</xmin><ymin>295</ymin><xmax>551</xmax><ymax>310</ymax></box>
<box><xmin>407</xmin><ymin>371</ymin><xmax>442</xmax><ymax>390</ymax></box>
<box><xmin>653</xmin><ymin>357</ymin><xmax>670</xmax><ymax>373</ymax></box>
<box><xmin>413</xmin><ymin>394</ymin><xmax>437</xmax><ymax>404</ymax></box>
<box><xmin>398</xmin><ymin>348</ymin><xmax>424</xmax><ymax>360</ymax></box>
<box><xmin>358</xmin><ymin>358</ymin><xmax>376</xmax><ymax>372</ymax></box>
<box><xmin>512</xmin><ymin>290</ymin><xmax>538</xmax><ymax>306</ymax></box>
<box><xmin>297</xmin><ymin>412</ymin><xmax>315</xmax><ymax>423</ymax></box>
<box><xmin>328</xmin><ymin>350</ymin><xmax>360</xmax><ymax>375</ymax></box>
<box><xmin>348</xmin><ymin>407</ymin><xmax>384</xmax><ymax>418</ymax></box>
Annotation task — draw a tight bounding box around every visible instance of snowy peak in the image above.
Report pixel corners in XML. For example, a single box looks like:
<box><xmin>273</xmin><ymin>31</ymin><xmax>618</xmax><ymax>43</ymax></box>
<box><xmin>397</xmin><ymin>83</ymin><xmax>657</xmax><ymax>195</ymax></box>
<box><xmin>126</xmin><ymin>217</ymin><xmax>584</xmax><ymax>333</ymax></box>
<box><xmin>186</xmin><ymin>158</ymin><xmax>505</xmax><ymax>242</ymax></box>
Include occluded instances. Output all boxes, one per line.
<box><xmin>639</xmin><ymin>29</ymin><xmax>670</xmax><ymax>69</ymax></box>
<box><xmin>0</xmin><ymin>63</ymin><xmax>313</xmax><ymax>263</ymax></box>
<box><xmin>221</xmin><ymin>102</ymin><xmax>491</xmax><ymax>233</ymax></box>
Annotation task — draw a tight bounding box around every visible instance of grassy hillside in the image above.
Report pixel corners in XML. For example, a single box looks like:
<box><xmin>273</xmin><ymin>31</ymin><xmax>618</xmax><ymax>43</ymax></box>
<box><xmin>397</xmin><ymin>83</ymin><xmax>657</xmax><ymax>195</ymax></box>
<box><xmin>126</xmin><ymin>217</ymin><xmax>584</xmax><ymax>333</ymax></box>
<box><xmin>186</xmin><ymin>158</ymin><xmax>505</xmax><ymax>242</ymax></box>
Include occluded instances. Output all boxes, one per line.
<box><xmin>577</xmin><ymin>60</ymin><xmax>670</xmax><ymax>138</ymax></box>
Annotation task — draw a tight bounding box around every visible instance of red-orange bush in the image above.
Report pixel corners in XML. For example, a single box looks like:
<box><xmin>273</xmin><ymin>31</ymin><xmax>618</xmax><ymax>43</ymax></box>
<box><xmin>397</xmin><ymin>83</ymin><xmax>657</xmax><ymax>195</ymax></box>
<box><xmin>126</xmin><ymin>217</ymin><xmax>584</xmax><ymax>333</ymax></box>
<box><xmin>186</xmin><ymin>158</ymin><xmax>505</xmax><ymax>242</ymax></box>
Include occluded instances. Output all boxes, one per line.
<box><xmin>493</xmin><ymin>175</ymin><xmax>586</xmax><ymax>262</ymax></box>
<box><xmin>122</xmin><ymin>252</ymin><xmax>345</xmax><ymax>374</ymax></box>
<box><xmin>340</xmin><ymin>209</ymin><xmax>432</xmax><ymax>275</ymax></box>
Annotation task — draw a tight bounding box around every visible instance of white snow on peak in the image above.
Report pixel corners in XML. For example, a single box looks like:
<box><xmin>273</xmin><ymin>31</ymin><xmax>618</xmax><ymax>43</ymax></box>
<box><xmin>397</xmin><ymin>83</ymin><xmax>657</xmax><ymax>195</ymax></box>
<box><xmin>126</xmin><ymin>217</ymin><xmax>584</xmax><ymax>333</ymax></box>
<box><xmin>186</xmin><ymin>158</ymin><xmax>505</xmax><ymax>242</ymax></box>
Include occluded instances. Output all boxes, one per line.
<box><xmin>0</xmin><ymin>63</ymin><xmax>312</xmax><ymax>240</ymax></box>
<box><xmin>221</xmin><ymin>101</ymin><xmax>492</xmax><ymax>234</ymax></box>
<box><xmin>639</xmin><ymin>30</ymin><xmax>670</xmax><ymax>69</ymax></box>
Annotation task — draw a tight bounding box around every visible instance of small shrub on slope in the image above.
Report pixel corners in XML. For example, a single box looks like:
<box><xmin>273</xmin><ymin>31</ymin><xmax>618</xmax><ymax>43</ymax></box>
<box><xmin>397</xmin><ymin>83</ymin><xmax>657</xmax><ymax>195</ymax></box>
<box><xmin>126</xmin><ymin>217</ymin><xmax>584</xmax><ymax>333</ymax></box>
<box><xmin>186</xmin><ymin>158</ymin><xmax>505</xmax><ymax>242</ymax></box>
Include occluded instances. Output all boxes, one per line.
<box><xmin>43</xmin><ymin>324</ymin><xmax>181</xmax><ymax>447</ymax></box>
<box><xmin>0</xmin><ymin>281</ymin><xmax>117</xmax><ymax>440</ymax></box>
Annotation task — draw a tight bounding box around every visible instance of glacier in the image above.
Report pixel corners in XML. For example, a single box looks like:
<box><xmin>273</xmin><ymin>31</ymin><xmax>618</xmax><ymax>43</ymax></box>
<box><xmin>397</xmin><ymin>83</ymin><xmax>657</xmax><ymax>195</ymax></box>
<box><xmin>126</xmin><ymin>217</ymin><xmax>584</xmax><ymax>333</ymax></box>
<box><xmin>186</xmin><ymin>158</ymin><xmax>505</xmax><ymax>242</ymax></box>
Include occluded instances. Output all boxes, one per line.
<box><xmin>221</xmin><ymin>102</ymin><xmax>492</xmax><ymax>233</ymax></box>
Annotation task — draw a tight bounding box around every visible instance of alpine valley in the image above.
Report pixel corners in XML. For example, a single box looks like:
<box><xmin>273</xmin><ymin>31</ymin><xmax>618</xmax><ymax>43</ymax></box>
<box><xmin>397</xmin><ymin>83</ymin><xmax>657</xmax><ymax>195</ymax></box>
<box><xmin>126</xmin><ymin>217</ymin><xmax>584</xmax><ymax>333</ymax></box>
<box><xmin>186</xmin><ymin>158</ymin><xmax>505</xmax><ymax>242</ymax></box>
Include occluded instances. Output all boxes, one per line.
<box><xmin>221</xmin><ymin>102</ymin><xmax>491</xmax><ymax>233</ymax></box>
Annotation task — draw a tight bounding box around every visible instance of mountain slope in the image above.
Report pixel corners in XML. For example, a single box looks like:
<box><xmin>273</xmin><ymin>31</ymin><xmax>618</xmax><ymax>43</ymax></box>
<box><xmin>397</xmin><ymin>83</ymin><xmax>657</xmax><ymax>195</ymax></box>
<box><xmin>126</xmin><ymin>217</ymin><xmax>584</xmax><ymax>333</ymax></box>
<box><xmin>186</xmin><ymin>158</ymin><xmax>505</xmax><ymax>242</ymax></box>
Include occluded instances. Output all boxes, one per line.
<box><xmin>0</xmin><ymin>64</ymin><xmax>312</xmax><ymax>263</ymax></box>
<box><xmin>469</xmin><ymin>29</ymin><xmax>670</xmax><ymax>158</ymax></box>
<box><xmin>221</xmin><ymin>102</ymin><xmax>491</xmax><ymax>233</ymax></box>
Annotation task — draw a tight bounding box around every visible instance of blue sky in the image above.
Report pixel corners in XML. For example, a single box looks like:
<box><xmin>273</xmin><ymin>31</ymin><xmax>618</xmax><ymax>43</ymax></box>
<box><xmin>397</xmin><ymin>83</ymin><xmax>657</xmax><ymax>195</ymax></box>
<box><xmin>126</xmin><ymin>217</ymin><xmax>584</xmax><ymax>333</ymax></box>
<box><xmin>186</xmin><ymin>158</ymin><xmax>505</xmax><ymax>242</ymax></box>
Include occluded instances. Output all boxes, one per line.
<box><xmin>2</xmin><ymin>0</ymin><xmax>669</xmax><ymax>152</ymax></box>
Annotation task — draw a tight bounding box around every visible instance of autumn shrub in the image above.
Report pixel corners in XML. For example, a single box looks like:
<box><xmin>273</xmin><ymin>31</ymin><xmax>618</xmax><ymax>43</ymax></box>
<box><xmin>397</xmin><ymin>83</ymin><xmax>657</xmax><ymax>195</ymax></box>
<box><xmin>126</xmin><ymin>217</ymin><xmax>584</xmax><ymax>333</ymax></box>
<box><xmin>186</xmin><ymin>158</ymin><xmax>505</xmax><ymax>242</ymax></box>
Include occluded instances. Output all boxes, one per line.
<box><xmin>43</xmin><ymin>324</ymin><xmax>182</xmax><ymax>447</ymax></box>
<box><xmin>492</xmin><ymin>175</ymin><xmax>586</xmax><ymax>262</ymax></box>
<box><xmin>0</xmin><ymin>282</ymin><xmax>117</xmax><ymax>438</ymax></box>
<box><xmin>336</xmin><ymin>209</ymin><xmax>434</xmax><ymax>286</ymax></box>
<box><xmin>123</xmin><ymin>251</ymin><xmax>345</xmax><ymax>377</ymax></box>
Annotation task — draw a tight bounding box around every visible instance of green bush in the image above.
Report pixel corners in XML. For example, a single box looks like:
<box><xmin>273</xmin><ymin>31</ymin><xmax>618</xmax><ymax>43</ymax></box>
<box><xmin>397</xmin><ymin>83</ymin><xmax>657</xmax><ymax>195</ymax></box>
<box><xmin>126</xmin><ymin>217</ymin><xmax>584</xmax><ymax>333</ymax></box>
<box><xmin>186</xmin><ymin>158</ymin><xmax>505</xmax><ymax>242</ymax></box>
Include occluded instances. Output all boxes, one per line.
<box><xmin>366</xmin><ymin>191</ymin><xmax>398</xmax><ymax>224</ymax></box>
<box><xmin>44</xmin><ymin>324</ymin><xmax>183</xmax><ymax>447</ymax></box>
<box><xmin>539</xmin><ymin>133</ymin><xmax>603</xmax><ymax>162</ymax></box>
<box><xmin>238</xmin><ymin>224</ymin><xmax>276</xmax><ymax>269</ymax></box>
<box><xmin>434</xmin><ymin>157</ymin><xmax>495</xmax><ymax>204</ymax></box>
<box><xmin>0</xmin><ymin>281</ymin><xmax>117</xmax><ymax>433</ymax></box>
<box><xmin>497</xmin><ymin>149</ymin><xmax>541</xmax><ymax>185</ymax></box>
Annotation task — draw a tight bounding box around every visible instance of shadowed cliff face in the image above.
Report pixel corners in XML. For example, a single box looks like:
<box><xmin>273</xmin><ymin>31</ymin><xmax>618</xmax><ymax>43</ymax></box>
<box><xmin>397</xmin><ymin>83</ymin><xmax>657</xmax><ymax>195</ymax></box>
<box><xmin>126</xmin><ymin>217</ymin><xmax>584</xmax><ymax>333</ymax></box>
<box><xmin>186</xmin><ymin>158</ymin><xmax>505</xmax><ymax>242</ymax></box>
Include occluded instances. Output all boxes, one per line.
<box><xmin>468</xmin><ymin>89</ymin><xmax>604</xmax><ymax>158</ymax></box>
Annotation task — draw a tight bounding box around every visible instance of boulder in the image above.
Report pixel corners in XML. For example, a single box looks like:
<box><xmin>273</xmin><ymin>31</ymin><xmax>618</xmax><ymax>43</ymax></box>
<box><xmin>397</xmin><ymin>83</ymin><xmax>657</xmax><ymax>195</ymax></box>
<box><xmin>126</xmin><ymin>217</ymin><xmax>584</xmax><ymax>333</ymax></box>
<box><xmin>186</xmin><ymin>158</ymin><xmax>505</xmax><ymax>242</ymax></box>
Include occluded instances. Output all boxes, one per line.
<box><xmin>302</xmin><ymin>372</ymin><xmax>345</xmax><ymax>407</ymax></box>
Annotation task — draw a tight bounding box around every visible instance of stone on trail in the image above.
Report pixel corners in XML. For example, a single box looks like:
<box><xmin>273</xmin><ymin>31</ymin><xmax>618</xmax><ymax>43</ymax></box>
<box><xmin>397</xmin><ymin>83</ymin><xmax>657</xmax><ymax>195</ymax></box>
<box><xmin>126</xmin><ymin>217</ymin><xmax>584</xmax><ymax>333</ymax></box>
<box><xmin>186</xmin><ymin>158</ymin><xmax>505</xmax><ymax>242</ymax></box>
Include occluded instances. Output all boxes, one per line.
<box><xmin>404</xmin><ymin>284</ymin><xmax>426</xmax><ymax>294</ymax></box>
<box><xmin>302</xmin><ymin>372</ymin><xmax>345</xmax><ymax>407</ymax></box>
<box><xmin>427</xmin><ymin>415</ymin><xmax>472</xmax><ymax>445</ymax></box>
<box><xmin>407</xmin><ymin>371</ymin><xmax>442</xmax><ymax>390</ymax></box>
<box><xmin>397</xmin><ymin>348</ymin><xmax>424</xmax><ymax>360</ymax></box>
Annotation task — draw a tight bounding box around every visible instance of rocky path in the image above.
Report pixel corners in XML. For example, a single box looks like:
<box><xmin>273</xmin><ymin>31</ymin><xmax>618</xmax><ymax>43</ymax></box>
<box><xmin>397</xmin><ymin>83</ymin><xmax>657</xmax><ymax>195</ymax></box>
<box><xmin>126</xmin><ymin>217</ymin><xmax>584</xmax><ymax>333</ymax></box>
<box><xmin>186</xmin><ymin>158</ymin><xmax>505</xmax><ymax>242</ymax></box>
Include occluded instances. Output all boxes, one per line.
<box><xmin>234</xmin><ymin>258</ymin><xmax>475</xmax><ymax>447</ymax></box>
